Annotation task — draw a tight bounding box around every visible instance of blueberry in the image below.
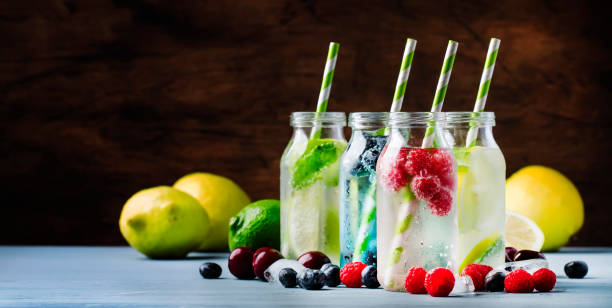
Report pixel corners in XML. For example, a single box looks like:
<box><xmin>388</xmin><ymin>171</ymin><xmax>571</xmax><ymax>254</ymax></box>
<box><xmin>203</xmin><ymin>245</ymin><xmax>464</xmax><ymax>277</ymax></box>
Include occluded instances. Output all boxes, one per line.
<box><xmin>199</xmin><ymin>262</ymin><xmax>222</xmax><ymax>279</ymax></box>
<box><xmin>298</xmin><ymin>269</ymin><xmax>326</xmax><ymax>290</ymax></box>
<box><xmin>321</xmin><ymin>264</ymin><xmax>340</xmax><ymax>287</ymax></box>
<box><xmin>365</xmin><ymin>251</ymin><xmax>377</xmax><ymax>266</ymax></box>
<box><xmin>278</xmin><ymin>268</ymin><xmax>297</xmax><ymax>288</ymax></box>
<box><xmin>484</xmin><ymin>270</ymin><xmax>506</xmax><ymax>292</ymax></box>
<box><xmin>564</xmin><ymin>261</ymin><xmax>588</xmax><ymax>278</ymax></box>
<box><xmin>361</xmin><ymin>265</ymin><xmax>380</xmax><ymax>289</ymax></box>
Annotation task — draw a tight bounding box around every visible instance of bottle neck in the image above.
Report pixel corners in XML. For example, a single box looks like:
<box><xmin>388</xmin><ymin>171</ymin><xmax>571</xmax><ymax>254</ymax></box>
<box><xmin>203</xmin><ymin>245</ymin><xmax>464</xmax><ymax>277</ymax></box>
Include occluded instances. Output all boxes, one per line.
<box><xmin>388</xmin><ymin>126</ymin><xmax>449</xmax><ymax>148</ymax></box>
<box><xmin>445</xmin><ymin>125</ymin><xmax>498</xmax><ymax>148</ymax></box>
<box><xmin>292</xmin><ymin>125</ymin><xmax>345</xmax><ymax>141</ymax></box>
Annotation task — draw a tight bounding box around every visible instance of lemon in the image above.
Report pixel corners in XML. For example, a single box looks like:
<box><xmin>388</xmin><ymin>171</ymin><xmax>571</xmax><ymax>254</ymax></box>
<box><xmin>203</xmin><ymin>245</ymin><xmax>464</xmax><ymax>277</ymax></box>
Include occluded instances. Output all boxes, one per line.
<box><xmin>119</xmin><ymin>186</ymin><xmax>210</xmax><ymax>259</ymax></box>
<box><xmin>505</xmin><ymin>210</ymin><xmax>545</xmax><ymax>251</ymax></box>
<box><xmin>174</xmin><ymin>173</ymin><xmax>250</xmax><ymax>251</ymax></box>
<box><xmin>506</xmin><ymin>165</ymin><xmax>583</xmax><ymax>251</ymax></box>
<box><xmin>228</xmin><ymin>199</ymin><xmax>280</xmax><ymax>251</ymax></box>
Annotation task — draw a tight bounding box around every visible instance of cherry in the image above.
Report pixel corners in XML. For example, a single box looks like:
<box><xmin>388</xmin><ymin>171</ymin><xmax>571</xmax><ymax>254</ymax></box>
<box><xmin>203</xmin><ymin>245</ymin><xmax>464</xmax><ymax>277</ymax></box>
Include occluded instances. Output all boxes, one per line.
<box><xmin>228</xmin><ymin>246</ymin><xmax>255</xmax><ymax>279</ymax></box>
<box><xmin>297</xmin><ymin>251</ymin><xmax>331</xmax><ymax>269</ymax></box>
<box><xmin>252</xmin><ymin>247</ymin><xmax>283</xmax><ymax>280</ymax></box>
<box><xmin>505</xmin><ymin>247</ymin><xmax>518</xmax><ymax>262</ymax></box>
<box><xmin>514</xmin><ymin>249</ymin><xmax>546</xmax><ymax>261</ymax></box>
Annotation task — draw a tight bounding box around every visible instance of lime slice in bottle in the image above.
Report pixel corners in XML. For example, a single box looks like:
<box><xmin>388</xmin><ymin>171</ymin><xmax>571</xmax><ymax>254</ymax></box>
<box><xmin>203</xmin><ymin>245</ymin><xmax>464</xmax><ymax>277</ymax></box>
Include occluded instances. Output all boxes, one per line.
<box><xmin>287</xmin><ymin>182</ymin><xmax>323</xmax><ymax>254</ymax></box>
<box><xmin>458</xmin><ymin>233</ymin><xmax>503</xmax><ymax>273</ymax></box>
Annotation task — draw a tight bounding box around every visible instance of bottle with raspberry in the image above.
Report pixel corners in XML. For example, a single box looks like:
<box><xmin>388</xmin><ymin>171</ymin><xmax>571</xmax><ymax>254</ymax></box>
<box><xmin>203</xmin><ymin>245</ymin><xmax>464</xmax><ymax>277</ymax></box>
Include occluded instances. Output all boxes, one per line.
<box><xmin>280</xmin><ymin>112</ymin><xmax>347</xmax><ymax>265</ymax></box>
<box><xmin>445</xmin><ymin>112</ymin><xmax>506</xmax><ymax>273</ymax></box>
<box><xmin>376</xmin><ymin>112</ymin><xmax>459</xmax><ymax>291</ymax></box>
<box><xmin>339</xmin><ymin>112</ymin><xmax>389</xmax><ymax>267</ymax></box>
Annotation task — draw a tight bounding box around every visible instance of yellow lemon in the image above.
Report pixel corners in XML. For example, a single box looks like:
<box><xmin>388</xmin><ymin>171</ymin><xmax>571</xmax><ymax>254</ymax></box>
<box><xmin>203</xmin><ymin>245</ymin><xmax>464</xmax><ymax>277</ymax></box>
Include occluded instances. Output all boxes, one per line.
<box><xmin>119</xmin><ymin>186</ymin><xmax>210</xmax><ymax>259</ymax></box>
<box><xmin>174</xmin><ymin>172</ymin><xmax>250</xmax><ymax>251</ymax></box>
<box><xmin>506</xmin><ymin>165</ymin><xmax>583</xmax><ymax>251</ymax></box>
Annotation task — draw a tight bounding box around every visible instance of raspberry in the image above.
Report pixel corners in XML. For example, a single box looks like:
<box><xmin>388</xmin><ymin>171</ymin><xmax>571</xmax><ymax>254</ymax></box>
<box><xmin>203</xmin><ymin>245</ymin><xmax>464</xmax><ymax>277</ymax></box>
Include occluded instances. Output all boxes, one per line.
<box><xmin>460</xmin><ymin>264</ymin><xmax>493</xmax><ymax>291</ymax></box>
<box><xmin>428</xmin><ymin>188</ymin><xmax>453</xmax><ymax>216</ymax></box>
<box><xmin>404</xmin><ymin>266</ymin><xmax>427</xmax><ymax>294</ymax></box>
<box><xmin>504</xmin><ymin>269</ymin><xmax>534</xmax><ymax>293</ymax></box>
<box><xmin>340</xmin><ymin>262</ymin><xmax>367</xmax><ymax>288</ymax></box>
<box><xmin>410</xmin><ymin>175</ymin><xmax>441</xmax><ymax>201</ymax></box>
<box><xmin>532</xmin><ymin>268</ymin><xmax>556</xmax><ymax>292</ymax></box>
<box><xmin>382</xmin><ymin>148</ymin><xmax>410</xmax><ymax>191</ymax></box>
<box><xmin>439</xmin><ymin>172</ymin><xmax>456</xmax><ymax>190</ymax></box>
<box><xmin>404</xmin><ymin>148</ymin><xmax>432</xmax><ymax>176</ymax></box>
<box><xmin>430</xmin><ymin>149</ymin><xmax>454</xmax><ymax>176</ymax></box>
<box><xmin>424</xmin><ymin>268</ymin><xmax>455</xmax><ymax>297</ymax></box>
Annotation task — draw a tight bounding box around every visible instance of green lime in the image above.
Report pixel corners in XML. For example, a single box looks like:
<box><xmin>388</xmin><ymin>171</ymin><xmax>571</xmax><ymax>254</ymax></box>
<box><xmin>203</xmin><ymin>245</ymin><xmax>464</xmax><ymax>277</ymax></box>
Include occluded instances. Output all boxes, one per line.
<box><xmin>458</xmin><ymin>233</ymin><xmax>503</xmax><ymax>273</ymax></box>
<box><xmin>228</xmin><ymin>199</ymin><xmax>280</xmax><ymax>251</ymax></box>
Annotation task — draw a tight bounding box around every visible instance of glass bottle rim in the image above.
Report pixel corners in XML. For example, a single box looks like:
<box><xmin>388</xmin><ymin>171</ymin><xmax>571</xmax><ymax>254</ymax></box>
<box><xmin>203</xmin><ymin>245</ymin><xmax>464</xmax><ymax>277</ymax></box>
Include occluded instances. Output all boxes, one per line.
<box><xmin>290</xmin><ymin>112</ymin><xmax>346</xmax><ymax>127</ymax></box>
<box><xmin>388</xmin><ymin>112</ymin><xmax>445</xmax><ymax>128</ymax></box>
<box><xmin>348</xmin><ymin>112</ymin><xmax>389</xmax><ymax>129</ymax></box>
<box><xmin>445</xmin><ymin>112</ymin><xmax>495</xmax><ymax>127</ymax></box>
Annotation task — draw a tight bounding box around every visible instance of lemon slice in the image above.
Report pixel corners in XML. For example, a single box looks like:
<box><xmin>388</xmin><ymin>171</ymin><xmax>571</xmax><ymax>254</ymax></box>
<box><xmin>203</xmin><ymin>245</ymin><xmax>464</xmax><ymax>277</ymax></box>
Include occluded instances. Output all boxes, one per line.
<box><xmin>288</xmin><ymin>182</ymin><xmax>324</xmax><ymax>254</ymax></box>
<box><xmin>506</xmin><ymin>210</ymin><xmax>545</xmax><ymax>251</ymax></box>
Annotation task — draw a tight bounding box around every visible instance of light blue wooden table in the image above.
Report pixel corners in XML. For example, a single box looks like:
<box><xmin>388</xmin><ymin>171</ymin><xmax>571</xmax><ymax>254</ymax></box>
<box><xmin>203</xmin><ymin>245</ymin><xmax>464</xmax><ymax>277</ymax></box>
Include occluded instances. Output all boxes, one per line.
<box><xmin>1</xmin><ymin>246</ymin><xmax>611</xmax><ymax>307</ymax></box>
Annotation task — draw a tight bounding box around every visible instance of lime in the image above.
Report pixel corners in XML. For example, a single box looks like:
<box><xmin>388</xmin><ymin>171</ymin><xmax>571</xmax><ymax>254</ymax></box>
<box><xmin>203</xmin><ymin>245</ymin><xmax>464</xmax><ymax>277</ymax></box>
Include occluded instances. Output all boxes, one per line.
<box><xmin>119</xmin><ymin>186</ymin><xmax>210</xmax><ymax>259</ymax></box>
<box><xmin>458</xmin><ymin>233</ymin><xmax>503</xmax><ymax>273</ymax></box>
<box><xmin>228</xmin><ymin>199</ymin><xmax>280</xmax><ymax>251</ymax></box>
<box><xmin>506</xmin><ymin>210</ymin><xmax>545</xmax><ymax>251</ymax></box>
<box><xmin>506</xmin><ymin>165</ymin><xmax>583</xmax><ymax>251</ymax></box>
<box><xmin>173</xmin><ymin>172</ymin><xmax>250</xmax><ymax>251</ymax></box>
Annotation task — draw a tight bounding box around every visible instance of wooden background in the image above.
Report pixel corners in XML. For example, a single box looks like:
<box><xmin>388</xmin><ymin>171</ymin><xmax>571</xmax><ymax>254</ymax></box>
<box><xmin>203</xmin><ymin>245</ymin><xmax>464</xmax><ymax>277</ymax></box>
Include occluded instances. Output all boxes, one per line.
<box><xmin>1</xmin><ymin>0</ymin><xmax>610</xmax><ymax>246</ymax></box>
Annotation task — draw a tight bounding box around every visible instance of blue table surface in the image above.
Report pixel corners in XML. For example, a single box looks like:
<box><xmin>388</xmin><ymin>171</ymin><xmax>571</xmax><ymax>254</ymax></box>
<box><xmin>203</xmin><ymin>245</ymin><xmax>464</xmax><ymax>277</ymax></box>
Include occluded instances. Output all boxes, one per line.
<box><xmin>1</xmin><ymin>246</ymin><xmax>611</xmax><ymax>307</ymax></box>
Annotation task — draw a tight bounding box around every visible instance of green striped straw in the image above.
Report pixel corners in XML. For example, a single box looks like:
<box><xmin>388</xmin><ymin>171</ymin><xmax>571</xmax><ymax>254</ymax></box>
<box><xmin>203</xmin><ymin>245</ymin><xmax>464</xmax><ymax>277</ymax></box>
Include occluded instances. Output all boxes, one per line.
<box><xmin>465</xmin><ymin>38</ymin><xmax>500</xmax><ymax>147</ymax></box>
<box><xmin>310</xmin><ymin>42</ymin><xmax>340</xmax><ymax>139</ymax></box>
<box><xmin>390</xmin><ymin>38</ymin><xmax>418</xmax><ymax>112</ymax></box>
<box><xmin>422</xmin><ymin>40</ymin><xmax>458</xmax><ymax>148</ymax></box>
<box><xmin>383</xmin><ymin>41</ymin><xmax>459</xmax><ymax>289</ymax></box>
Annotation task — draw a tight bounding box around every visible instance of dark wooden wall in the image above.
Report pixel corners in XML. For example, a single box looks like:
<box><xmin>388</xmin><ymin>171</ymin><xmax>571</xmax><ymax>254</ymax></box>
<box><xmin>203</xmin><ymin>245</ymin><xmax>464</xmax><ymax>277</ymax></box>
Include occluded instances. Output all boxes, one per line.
<box><xmin>1</xmin><ymin>0</ymin><xmax>610</xmax><ymax>246</ymax></box>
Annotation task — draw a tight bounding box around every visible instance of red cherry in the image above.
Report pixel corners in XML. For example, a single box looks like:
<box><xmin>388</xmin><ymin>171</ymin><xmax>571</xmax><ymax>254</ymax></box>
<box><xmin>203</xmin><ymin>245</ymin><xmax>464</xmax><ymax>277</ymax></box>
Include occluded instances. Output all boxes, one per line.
<box><xmin>297</xmin><ymin>251</ymin><xmax>331</xmax><ymax>269</ymax></box>
<box><xmin>228</xmin><ymin>247</ymin><xmax>255</xmax><ymax>279</ymax></box>
<box><xmin>252</xmin><ymin>247</ymin><xmax>283</xmax><ymax>280</ymax></box>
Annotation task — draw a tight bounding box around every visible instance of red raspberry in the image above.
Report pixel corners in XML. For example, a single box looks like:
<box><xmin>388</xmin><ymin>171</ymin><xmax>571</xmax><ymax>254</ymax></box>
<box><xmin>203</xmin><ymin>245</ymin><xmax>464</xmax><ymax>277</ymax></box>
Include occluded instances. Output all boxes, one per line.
<box><xmin>428</xmin><ymin>188</ymin><xmax>453</xmax><ymax>216</ymax></box>
<box><xmin>460</xmin><ymin>264</ymin><xmax>493</xmax><ymax>291</ymax></box>
<box><xmin>410</xmin><ymin>175</ymin><xmax>441</xmax><ymax>201</ymax></box>
<box><xmin>504</xmin><ymin>269</ymin><xmax>534</xmax><ymax>293</ymax></box>
<box><xmin>439</xmin><ymin>172</ymin><xmax>456</xmax><ymax>190</ymax></box>
<box><xmin>340</xmin><ymin>262</ymin><xmax>367</xmax><ymax>288</ymax></box>
<box><xmin>424</xmin><ymin>268</ymin><xmax>455</xmax><ymax>297</ymax></box>
<box><xmin>382</xmin><ymin>148</ymin><xmax>411</xmax><ymax>191</ymax></box>
<box><xmin>430</xmin><ymin>149</ymin><xmax>454</xmax><ymax>176</ymax></box>
<box><xmin>404</xmin><ymin>266</ymin><xmax>427</xmax><ymax>294</ymax></box>
<box><xmin>532</xmin><ymin>268</ymin><xmax>556</xmax><ymax>292</ymax></box>
<box><xmin>404</xmin><ymin>148</ymin><xmax>432</xmax><ymax>176</ymax></box>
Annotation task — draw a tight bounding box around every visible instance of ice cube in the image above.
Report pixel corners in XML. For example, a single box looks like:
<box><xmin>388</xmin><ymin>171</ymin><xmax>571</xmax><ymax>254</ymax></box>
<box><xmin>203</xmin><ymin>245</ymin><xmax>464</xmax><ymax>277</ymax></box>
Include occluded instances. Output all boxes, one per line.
<box><xmin>500</xmin><ymin>258</ymin><xmax>549</xmax><ymax>274</ymax></box>
<box><xmin>264</xmin><ymin>259</ymin><xmax>307</xmax><ymax>286</ymax></box>
<box><xmin>450</xmin><ymin>274</ymin><xmax>475</xmax><ymax>295</ymax></box>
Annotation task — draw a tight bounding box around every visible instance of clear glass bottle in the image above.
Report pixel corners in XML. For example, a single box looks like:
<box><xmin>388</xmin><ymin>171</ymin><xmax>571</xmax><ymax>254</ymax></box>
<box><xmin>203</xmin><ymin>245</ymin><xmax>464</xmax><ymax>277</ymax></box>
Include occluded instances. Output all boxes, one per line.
<box><xmin>339</xmin><ymin>112</ymin><xmax>389</xmax><ymax>267</ymax></box>
<box><xmin>280</xmin><ymin>112</ymin><xmax>347</xmax><ymax>264</ymax></box>
<box><xmin>376</xmin><ymin>112</ymin><xmax>458</xmax><ymax>292</ymax></box>
<box><xmin>444</xmin><ymin>112</ymin><xmax>506</xmax><ymax>273</ymax></box>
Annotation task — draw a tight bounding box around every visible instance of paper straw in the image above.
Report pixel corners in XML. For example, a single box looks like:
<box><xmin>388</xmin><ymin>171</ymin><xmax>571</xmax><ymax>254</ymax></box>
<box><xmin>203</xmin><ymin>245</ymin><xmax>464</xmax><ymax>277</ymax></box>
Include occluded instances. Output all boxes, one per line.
<box><xmin>465</xmin><ymin>38</ymin><xmax>500</xmax><ymax>147</ymax></box>
<box><xmin>422</xmin><ymin>40</ymin><xmax>458</xmax><ymax>148</ymax></box>
<box><xmin>390</xmin><ymin>38</ymin><xmax>417</xmax><ymax>112</ymax></box>
<box><xmin>383</xmin><ymin>41</ymin><xmax>459</xmax><ymax>289</ymax></box>
<box><xmin>311</xmin><ymin>42</ymin><xmax>340</xmax><ymax>139</ymax></box>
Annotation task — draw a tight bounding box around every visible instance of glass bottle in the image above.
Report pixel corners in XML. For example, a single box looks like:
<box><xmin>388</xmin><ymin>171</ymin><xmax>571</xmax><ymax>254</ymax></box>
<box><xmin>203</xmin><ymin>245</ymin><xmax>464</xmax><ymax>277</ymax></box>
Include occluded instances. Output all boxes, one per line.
<box><xmin>376</xmin><ymin>112</ymin><xmax>458</xmax><ymax>292</ymax></box>
<box><xmin>280</xmin><ymin>112</ymin><xmax>346</xmax><ymax>264</ymax></box>
<box><xmin>444</xmin><ymin>112</ymin><xmax>506</xmax><ymax>273</ymax></box>
<box><xmin>339</xmin><ymin>112</ymin><xmax>389</xmax><ymax>267</ymax></box>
